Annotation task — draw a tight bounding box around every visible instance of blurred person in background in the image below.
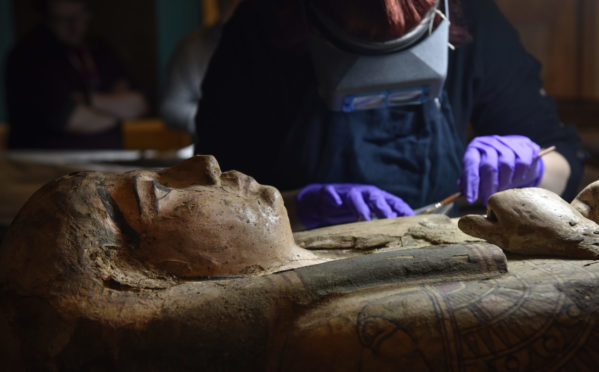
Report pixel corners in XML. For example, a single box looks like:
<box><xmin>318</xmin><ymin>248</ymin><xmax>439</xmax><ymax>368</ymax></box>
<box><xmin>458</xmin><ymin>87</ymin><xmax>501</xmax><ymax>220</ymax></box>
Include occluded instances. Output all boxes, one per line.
<box><xmin>160</xmin><ymin>0</ymin><xmax>242</xmax><ymax>135</ymax></box>
<box><xmin>5</xmin><ymin>0</ymin><xmax>148</xmax><ymax>149</ymax></box>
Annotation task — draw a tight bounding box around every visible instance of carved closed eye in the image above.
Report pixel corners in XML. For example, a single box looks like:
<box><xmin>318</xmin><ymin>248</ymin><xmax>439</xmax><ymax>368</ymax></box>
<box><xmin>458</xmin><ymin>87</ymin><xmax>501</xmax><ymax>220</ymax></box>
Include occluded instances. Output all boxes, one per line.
<box><xmin>153</xmin><ymin>181</ymin><xmax>172</xmax><ymax>212</ymax></box>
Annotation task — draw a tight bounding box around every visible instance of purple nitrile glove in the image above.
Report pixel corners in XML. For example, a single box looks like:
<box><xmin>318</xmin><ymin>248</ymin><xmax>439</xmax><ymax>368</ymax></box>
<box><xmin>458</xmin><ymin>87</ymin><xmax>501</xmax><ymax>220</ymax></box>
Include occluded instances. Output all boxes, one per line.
<box><xmin>296</xmin><ymin>183</ymin><xmax>414</xmax><ymax>229</ymax></box>
<box><xmin>460</xmin><ymin>135</ymin><xmax>545</xmax><ymax>205</ymax></box>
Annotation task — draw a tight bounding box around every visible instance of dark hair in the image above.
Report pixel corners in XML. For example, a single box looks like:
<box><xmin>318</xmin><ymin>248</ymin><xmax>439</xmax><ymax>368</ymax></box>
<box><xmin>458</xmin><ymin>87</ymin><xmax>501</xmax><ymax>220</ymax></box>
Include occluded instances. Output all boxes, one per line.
<box><xmin>448</xmin><ymin>0</ymin><xmax>472</xmax><ymax>45</ymax></box>
<box><xmin>32</xmin><ymin>0</ymin><xmax>50</xmax><ymax>15</ymax></box>
<box><xmin>32</xmin><ymin>0</ymin><xmax>87</xmax><ymax>16</ymax></box>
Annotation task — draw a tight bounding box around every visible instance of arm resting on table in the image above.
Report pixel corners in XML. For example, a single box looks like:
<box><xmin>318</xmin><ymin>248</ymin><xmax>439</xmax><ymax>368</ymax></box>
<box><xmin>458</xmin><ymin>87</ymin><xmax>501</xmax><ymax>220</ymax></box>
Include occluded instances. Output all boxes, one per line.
<box><xmin>91</xmin><ymin>92</ymin><xmax>148</xmax><ymax>121</ymax></box>
<box><xmin>65</xmin><ymin>105</ymin><xmax>119</xmax><ymax>134</ymax></box>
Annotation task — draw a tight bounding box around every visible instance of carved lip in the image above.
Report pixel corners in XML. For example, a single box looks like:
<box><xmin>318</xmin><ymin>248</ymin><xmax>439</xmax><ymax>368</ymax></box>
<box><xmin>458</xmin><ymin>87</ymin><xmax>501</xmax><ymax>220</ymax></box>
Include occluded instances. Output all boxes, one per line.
<box><xmin>259</xmin><ymin>186</ymin><xmax>280</xmax><ymax>207</ymax></box>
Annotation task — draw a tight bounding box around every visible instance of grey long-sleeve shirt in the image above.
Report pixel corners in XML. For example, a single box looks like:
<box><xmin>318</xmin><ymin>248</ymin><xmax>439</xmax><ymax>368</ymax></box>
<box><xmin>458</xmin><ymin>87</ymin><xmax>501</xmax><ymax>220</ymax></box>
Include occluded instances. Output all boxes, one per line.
<box><xmin>160</xmin><ymin>27</ymin><xmax>222</xmax><ymax>134</ymax></box>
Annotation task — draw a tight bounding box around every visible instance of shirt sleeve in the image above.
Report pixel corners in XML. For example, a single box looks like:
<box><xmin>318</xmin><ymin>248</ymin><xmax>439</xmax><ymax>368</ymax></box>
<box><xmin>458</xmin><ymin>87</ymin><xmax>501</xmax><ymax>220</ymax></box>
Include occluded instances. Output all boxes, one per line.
<box><xmin>160</xmin><ymin>30</ymin><xmax>215</xmax><ymax>133</ymax></box>
<box><xmin>466</xmin><ymin>0</ymin><xmax>587</xmax><ymax>200</ymax></box>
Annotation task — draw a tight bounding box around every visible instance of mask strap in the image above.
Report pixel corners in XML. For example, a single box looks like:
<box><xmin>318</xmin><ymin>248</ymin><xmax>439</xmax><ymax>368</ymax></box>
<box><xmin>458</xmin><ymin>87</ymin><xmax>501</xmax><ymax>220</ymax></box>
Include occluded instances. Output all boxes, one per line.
<box><xmin>434</xmin><ymin>8</ymin><xmax>455</xmax><ymax>50</ymax></box>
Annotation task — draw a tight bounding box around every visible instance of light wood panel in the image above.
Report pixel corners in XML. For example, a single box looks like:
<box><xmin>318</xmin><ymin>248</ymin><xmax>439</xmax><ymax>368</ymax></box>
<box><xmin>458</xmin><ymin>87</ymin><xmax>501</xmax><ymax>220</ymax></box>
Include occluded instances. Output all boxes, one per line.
<box><xmin>0</xmin><ymin>124</ymin><xmax>7</xmax><ymax>150</ymax></box>
<box><xmin>495</xmin><ymin>0</ymin><xmax>581</xmax><ymax>98</ymax></box>
<box><xmin>581</xmin><ymin>0</ymin><xmax>599</xmax><ymax>100</ymax></box>
<box><xmin>496</xmin><ymin>0</ymin><xmax>599</xmax><ymax>100</ymax></box>
<box><xmin>122</xmin><ymin>118</ymin><xmax>192</xmax><ymax>150</ymax></box>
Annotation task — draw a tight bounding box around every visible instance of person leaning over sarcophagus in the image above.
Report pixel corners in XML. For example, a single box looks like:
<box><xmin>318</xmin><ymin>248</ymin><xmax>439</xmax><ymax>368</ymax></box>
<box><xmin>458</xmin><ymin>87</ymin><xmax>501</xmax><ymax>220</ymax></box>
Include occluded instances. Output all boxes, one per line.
<box><xmin>2</xmin><ymin>155</ymin><xmax>599</xmax><ymax>370</ymax></box>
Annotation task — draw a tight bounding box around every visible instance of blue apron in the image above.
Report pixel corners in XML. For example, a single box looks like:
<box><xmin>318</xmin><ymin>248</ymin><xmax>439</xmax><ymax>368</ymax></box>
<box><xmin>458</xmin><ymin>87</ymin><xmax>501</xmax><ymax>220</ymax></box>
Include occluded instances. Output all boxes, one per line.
<box><xmin>276</xmin><ymin>89</ymin><xmax>464</xmax><ymax>209</ymax></box>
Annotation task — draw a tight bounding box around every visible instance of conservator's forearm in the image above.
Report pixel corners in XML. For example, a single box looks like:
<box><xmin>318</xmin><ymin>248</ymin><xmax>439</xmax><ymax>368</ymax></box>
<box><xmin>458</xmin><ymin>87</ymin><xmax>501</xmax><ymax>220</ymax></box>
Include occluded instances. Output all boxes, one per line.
<box><xmin>538</xmin><ymin>151</ymin><xmax>571</xmax><ymax>196</ymax></box>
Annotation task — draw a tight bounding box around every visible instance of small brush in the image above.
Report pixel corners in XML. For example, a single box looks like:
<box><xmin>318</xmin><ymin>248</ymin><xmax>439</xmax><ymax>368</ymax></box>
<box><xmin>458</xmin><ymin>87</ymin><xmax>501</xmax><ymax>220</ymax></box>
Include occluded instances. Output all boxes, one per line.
<box><xmin>414</xmin><ymin>145</ymin><xmax>557</xmax><ymax>215</ymax></box>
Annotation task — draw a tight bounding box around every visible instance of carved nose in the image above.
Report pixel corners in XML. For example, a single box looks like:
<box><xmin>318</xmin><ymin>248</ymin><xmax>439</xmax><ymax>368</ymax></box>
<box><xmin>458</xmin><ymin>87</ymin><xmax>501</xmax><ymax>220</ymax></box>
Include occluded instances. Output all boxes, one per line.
<box><xmin>158</xmin><ymin>155</ymin><xmax>222</xmax><ymax>187</ymax></box>
<box><xmin>199</xmin><ymin>155</ymin><xmax>222</xmax><ymax>185</ymax></box>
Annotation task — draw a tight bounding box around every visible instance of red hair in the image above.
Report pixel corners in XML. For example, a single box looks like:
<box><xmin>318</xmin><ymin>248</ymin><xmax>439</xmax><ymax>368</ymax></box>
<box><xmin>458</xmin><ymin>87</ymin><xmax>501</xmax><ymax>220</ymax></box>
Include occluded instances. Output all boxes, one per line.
<box><xmin>318</xmin><ymin>0</ymin><xmax>435</xmax><ymax>42</ymax></box>
<box><xmin>318</xmin><ymin>0</ymin><xmax>471</xmax><ymax>44</ymax></box>
<box><xmin>264</xmin><ymin>0</ymin><xmax>471</xmax><ymax>51</ymax></box>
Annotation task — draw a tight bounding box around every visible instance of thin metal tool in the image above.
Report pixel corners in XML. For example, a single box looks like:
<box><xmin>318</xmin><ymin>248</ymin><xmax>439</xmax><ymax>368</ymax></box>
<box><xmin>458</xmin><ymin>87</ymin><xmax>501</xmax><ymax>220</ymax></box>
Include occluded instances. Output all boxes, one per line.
<box><xmin>414</xmin><ymin>145</ymin><xmax>556</xmax><ymax>215</ymax></box>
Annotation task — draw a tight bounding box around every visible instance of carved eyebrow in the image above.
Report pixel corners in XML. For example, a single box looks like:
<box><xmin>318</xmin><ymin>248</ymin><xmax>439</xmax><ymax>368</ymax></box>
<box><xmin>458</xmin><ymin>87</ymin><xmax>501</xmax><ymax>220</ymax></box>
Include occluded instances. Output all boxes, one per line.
<box><xmin>152</xmin><ymin>181</ymin><xmax>172</xmax><ymax>213</ymax></box>
<box><xmin>96</xmin><ymin>186</ymin><xmax>140</xmax><ymax>249</ymax></box>
<box><xmin>132</xmin><ymin>176</ymin><xmax>173</xmax><ymax>215</ymax></box>
<box><xmin>133</xmin><ymin>175</ymin><xmax>143</xmax><ymax>216</ymax></box>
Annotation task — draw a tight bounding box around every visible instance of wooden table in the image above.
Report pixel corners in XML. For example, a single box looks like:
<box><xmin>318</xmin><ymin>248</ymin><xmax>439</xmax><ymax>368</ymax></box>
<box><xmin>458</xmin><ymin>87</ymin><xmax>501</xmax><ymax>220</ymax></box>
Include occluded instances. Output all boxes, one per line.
<box><xmin>0</xmin><ymin>119</ymin><xmax>193</xmax><ymax>152</ymax></box>
<box><xmin>122</xmin><ymin>118</ymin><xmax>193</xmax><ymax>150</ymax></box>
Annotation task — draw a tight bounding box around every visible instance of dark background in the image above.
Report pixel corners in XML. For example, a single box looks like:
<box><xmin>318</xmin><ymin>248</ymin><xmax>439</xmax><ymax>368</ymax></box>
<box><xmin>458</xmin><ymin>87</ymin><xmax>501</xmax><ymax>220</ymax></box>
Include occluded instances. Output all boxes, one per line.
<box><xmin>0</xmin><ymin>0</ymin><xmax>204</xmax><ymax>121</ymax></box>
<box><xmin>0</xmin><ymin>0</ymin><xmax>597</xmax><ymax>179</ymax></box>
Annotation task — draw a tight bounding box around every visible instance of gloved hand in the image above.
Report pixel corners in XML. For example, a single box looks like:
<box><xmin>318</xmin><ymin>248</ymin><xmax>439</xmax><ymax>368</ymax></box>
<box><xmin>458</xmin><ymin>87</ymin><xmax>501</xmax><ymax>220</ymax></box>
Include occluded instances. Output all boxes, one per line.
<box><xmin>460</xmin><ymin>135</ymin><xmax>545</xmax><ymax>205</ymax></box>
<box><xmin>297</xmin><ymin>183</ymin><xmax>414</xmax><ymax>229</ymax></box>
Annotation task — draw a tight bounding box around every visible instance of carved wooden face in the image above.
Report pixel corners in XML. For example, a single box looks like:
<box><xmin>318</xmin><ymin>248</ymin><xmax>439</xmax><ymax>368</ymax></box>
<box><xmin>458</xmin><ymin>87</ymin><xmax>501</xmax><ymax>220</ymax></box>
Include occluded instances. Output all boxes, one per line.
<box><xmin>458</xmin><ymin>187</ymin><xmax>599</xmax><ymax>258</ymax></box>
<box><xmin>99</xmin><ymin>155</ymin><xmax>300</xmax><ymax>277</ymax></box>
<box><xmin>572</xmin><ymin>180</ymin><xmax>599</xmax><ymax>224</ymax></box>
